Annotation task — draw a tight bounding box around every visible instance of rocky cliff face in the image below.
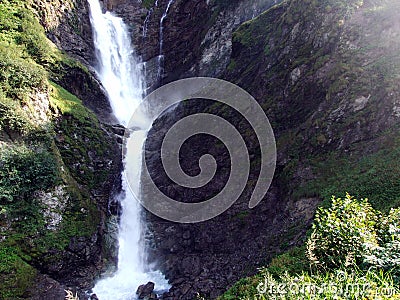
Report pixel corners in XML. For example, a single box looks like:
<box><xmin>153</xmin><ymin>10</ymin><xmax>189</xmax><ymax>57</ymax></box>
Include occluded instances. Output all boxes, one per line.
<box><xmin>139</xmin><ymin>0</ymin><xmax>400</xmax><ymax>298</ymax></box>
<box><xmin>31</xmin><ymin>0</ymin><xmax>94</xmax><ymax>64</ymax></box>
<box><xmin>105</xmin><ymin>0</ymin><xmax>280</xmax><ymax>89</ymax></box>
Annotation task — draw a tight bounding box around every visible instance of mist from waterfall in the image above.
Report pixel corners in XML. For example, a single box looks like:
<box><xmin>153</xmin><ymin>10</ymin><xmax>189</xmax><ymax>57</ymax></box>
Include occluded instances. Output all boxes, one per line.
<box><xmin>87</xmin><ymin>0</ymin><xmax>169</xmax><ymax>298</ymax></box>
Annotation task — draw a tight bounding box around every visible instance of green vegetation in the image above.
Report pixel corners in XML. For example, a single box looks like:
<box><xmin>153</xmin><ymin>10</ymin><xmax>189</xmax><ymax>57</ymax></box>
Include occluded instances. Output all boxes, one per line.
<box><xmin>294</xmin><ymin>140</ymin><xmax>400</xmax><ymax>213</ymax></box>
<box><xmin>49</xmin><ymin>81</ymin><xmax>94</xmax><ymax>123</ymax></box>
<box><xmin>307</xmin><ymin>194</ymin><xmax>378</xmax><ymax>269</ymax></box>
<box><xmin>0</xmin><ymin>0</ymin><xmax>110</xmax><ymax>298</ymax></box>
<box><xmin>0</xmin><ymin>44</ymin><xmax>47</xmax><ymax>100</ymax></box>
<box><xmin>0</xmin><ymin>246</ymin><xmax>36</xmax><ymax>299</ymax></box>
<box><xmin>0</xmin><ymin>145</ymin><xmax>60</xmax><ymax>203</ymax></box>
<box><xmin>0</xmin><ymin>95</ymin><xmax>32</xmax><ymax>134</ymax></box>
<box><xmin>220</xmin><ymin>195</ymin><xmax>400</xmax><ymax>299</ymax></box>
<box><xmin>50</xmin><ymin>82</ymin><xmax>112</xmax><ymax>190</ymax></box>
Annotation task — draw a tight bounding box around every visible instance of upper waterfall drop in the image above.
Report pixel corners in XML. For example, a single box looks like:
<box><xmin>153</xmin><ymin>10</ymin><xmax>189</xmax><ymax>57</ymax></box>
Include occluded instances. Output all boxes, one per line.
<box><xmin>87</xmin><ymin>0</ymin><xmax>169</xmax><ymax>298</ymax></box>
<box><xmin>88</xmin><ymin>0</ymin><xmax>143</xmax><ymax>126</ymax></box>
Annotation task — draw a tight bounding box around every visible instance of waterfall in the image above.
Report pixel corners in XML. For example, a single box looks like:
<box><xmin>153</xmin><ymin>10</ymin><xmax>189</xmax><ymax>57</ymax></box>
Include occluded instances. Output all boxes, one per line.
<box><xmin>87</xmin><ymin>0</ymin><xmax>169</xmax><ymax>299</ymax></box>
<box><xmin>143</xmin><ymin>0</ymin><xmax>159</xmax><ymax>38</ymax></box>
<box><xmin>157</xmin><ymin>0</ymin><xmax>175</xmax><ymax>80</ymax></box>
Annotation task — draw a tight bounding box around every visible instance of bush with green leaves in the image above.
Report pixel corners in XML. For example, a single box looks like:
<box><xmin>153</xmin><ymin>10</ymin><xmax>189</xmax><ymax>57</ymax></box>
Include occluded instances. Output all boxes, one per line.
<box><xmin>364</xmin><ymin>208</ymin><xmax>400</xmax><ymax>278</ymax></box>
<box><xmin>306</xmin><ymin>193</ymin><xmax>379</xmax><ymax>269</ymax></box>
<box><xmin>0</xmin><ymin>145</ymin><xmax>60</xmax><ymax>203</ymax></box>
<box><xmin>16</xmin><ymin>9</ymin><xmax>52</xmax><ymax>64</ymax></box>
<box><xmin>0</xmin><ymin>245</ymin><xmax>36</xmax><ymax>299</ymax></box>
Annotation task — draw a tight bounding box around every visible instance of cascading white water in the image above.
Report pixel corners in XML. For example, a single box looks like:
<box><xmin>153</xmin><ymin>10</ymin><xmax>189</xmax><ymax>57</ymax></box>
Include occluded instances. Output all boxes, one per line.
<box><xmin>157</xmin><ymin>0</ymin><xmax>175</xmax><ymax>80</ymax></box>
<box><xmin>87</xmin><ymin>0</ymin><xmax>169</xmax><ymax>299</ymax></box>
<box><xmin>143</xmin><ymin>0</ymin><xmax>159</xmax><ymax>38</ymax></box>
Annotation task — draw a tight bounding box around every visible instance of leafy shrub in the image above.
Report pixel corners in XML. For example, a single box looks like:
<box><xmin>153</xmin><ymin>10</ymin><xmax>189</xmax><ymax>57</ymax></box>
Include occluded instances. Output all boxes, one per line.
<box><xmin>379</xmin><ymin>208</ymin><xmax>400</xmax><ymax>244</ymax></box>
<box><xmin>364</xmin><ymin>208</ymin><xmax>400</xmax><ymax>279</ymax></box>
<box><xmin>0</xmin><ymin>145</ymin><xmax>60</xmax><ymax>203</ymax></box>
<box><xmin>220</xmin><ymin>194</ymin><xmax>400</xmax><ymax>299</ymax></box>
<box><xmin>306</xmin><ymin>194</ymin><xmax>379</xmax><ymax>269</ymax></box>
<box><xmin>0</xmin><ymin>0</ymin><xmax>22</xmax><ymax>44</ymax></box>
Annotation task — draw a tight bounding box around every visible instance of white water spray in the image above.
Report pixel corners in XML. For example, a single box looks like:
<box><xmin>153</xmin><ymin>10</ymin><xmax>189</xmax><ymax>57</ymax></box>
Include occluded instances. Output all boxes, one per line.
<box><xmin>87</xmin><ymin>0</ymin><xmax>169</xmax><ymax>298</ymax></box>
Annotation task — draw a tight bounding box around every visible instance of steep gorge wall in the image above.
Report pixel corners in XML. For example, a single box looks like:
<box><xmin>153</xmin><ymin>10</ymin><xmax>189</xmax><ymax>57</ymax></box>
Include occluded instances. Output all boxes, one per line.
<box><xmin>140</xmin><ymin>0</ymin><xmax>400</xmax><ymax>299</ymax></box>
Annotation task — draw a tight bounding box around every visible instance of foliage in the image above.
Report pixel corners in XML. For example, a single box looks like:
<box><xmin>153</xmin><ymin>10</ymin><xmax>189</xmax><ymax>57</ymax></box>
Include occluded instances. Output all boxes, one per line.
<box><xmin>16</xmin><ymin>8</ymin><xmax>53</xmax><ymax>64</ymax></box>
<box><xmin>0</xmin><ymin>94</ymin><xmax>32</xmax><ymax>134</ymax></box>
<box><xmin>220</xmin><ymin>267</ymin><xmax>400</xmax><ymax>300</ymax></box>
<box><xmin>0</xmin><ymin>0</ymin><xmax>57</xmax><ymax>65</ymax></box>
<box><xmin>219</xmin><ymin>247</ymin><xmax>307</xmax><ymax>299</ymax></box>
<box><xmin>220</xmin><ymin>195</ymin><xmax>400</xmax><ymax>299</ymax></box>
<box><xmin>219</xmin><ymin>275</ymin><xmax>265</xmax><ymax>300</ymax></box>
<box><xmin>307</xmin><ymin>194</ymin><xmax>379</xmax><ymax>270</ymax></box>
<box><xmin>295</xmin><ymin>143</ymin><xmax>400</xmax><ymax>213</ymax></box>
<box><xmin>49</xmin><ymin>81</ymin><xmax>94</xmax><ymax>123</ymax></box>
<box><xmin>267</xmin><ymin>246</ymin><xmax>309</xmax><ymax>277</ymax></box>
<box><xmin>0</xmin><ymin>144</ymin><xmax>60</xmax><ymax>203</ymax></box>
<box><xmin>304</xmin><ymin>195</ymin><xmax>399</xmax><ymax>275</ymax></box>
<box><xmin>0</xmin><ymin>0</ymin><xmax>23</xmax><ymax>44</ymax></box>
<box><xmin>50</xmin><ymin>82</ymin><xmax>112</xmax><ymax>190</ymax></box>
<box><xmin>0</xmin><ymin>43</ymin><xmax>47</xmax><ymax>100</ymax></box>
<box><xmin>364</xmin><ymin>208</ymin><xmax>400</xmax><ymax>279</ymax></box>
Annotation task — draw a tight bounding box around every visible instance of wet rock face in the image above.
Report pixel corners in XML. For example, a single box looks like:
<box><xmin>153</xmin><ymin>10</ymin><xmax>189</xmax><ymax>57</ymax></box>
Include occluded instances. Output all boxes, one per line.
<box><xmin>141</xmin><ymin>101</ymin><xmax>306</xmax><ymax>299</ymax></box>
<box><xmin>55</xmin><ymin>64</ymin><xmax>117</xmax><ymax>125</ymax></box>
